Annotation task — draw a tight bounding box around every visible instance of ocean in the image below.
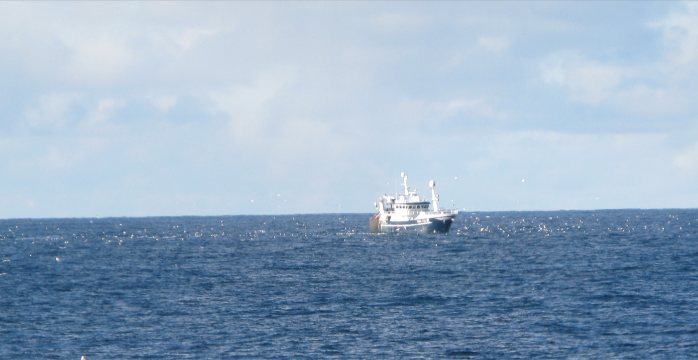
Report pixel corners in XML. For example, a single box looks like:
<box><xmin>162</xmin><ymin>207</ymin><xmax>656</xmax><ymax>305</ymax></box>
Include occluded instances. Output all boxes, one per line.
<box><xmin>1</xmin><ymin>209</ymin><xmax>698</xmax><ymax>359</ymax></box>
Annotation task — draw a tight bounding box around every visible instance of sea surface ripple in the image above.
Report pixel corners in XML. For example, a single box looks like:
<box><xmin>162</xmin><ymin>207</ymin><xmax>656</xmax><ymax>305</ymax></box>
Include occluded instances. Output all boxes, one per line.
<box><xmin>1</xmin><ymin>209</ymin><xmax>698</xmax><ymax>359</ymax></box>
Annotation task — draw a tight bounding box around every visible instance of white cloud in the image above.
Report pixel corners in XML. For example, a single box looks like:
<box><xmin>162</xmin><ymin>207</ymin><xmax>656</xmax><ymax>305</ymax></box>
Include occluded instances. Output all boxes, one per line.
<box><xmin>37</xmin><ymin>146</ymin><xmax>72</xmax><ymax>171</ymax></box>
<box><xmin>541</xmin><ymin>54</ymin><xmax>625</xmax><ymax>105</ymax></box>
<box><xmin>371</xmin><ymin>12</ymin><xmax>432</xmax><ymax>32</ymax></box>
<box><xmin>478</xmin><ymin>37</ymin><xmax>509</xmax><ymax>52</ymax></box>
<box><xmin>4</xmin><ymin>2</ymin><xmax>698</xmax><ymax>217</ymax></box>
<box><xmin>673</xmin><ymin>142</ymin><xmax>698</xmax><ymax>172</ymax></box>
<box><xmin>268</xmin><ymin>118</ymin><xmax>348</xmax><ymax>175</ymax></box>
<box><xmin>210</xmin><ymin>66</ymin><xmax>298</xmax><ymax>143</ymax></box>
<box><xmin>650</xmin><ymin>2</ymin><xmax>698</xmax><ymax>64</ymax></box>
<box><xmin>152</xmin><ymin>95</ymin><xmax>178</xmax><ymax>113</ymax></box>
<box><xmin>540</xmin><ymin>55</ymin><xmax>565</xmax><ymax>86</ymax></box>
<box><xmin>538</xmin><ymin>52</ymin><xmax>687</xmax><ymax>116</ymax></box>
<box><xmin>539</xmin><ymin>3</ymin><xmax>698</xmax><ymax>116</ymax></box>
<box><xmin>23</xmin><ymin>93</ymin><xmax>80</xmax><ymax>132</ymax></box>
<box><xmin>455</xmin><ymin>130</ymin><xmax>680</xmax><ymax>211</ymax></box>
<box><xmin>434</xmin><ymin>98</ymin><xmax>504</xmax><ymax>120</ymax></box>
<box><xmin>176</xmin><ymin>27</ymin><xmax>219</xmax><ymax>49</ymax></box>
<box><xmin>78</xmin><ymin>98</ymin><xmax>126</xmax><ymax>134</ymax></box>
<box><xmin>566</xmin><ymin>60</ymin><xmax>625</xmax><ymax>105</ymax></box>
<box><xmin>64</xmin><ymin>35</ymin><xmax>135</xmax><ymax>85</ymax></box>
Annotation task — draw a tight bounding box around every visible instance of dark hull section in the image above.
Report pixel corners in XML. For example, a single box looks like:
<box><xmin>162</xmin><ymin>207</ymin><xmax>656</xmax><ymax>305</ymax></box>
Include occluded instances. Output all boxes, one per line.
<box><xmin>369</xmin><ymin>214</ymin><xmax>455</xmax><ymax>234</ymax></box>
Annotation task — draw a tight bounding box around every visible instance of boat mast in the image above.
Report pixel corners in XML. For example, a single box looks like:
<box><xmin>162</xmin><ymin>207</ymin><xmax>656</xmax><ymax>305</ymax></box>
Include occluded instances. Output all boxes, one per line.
<box><xmin>401</xmin><ymin>172</ymin><xmax>409</xmax><ymax>196</ymax></box>
<box><xmin>429</xmin><ymin>180</ymin><xmax>439</xmax><ymax>211</ymax></box>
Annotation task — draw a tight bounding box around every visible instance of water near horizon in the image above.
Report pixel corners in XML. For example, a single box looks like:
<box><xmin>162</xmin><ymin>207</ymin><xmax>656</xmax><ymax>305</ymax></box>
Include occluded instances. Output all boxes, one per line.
<box><xmin>2</xmin><ymin>209</ymin><xmax>698</xmax><ymax>359</ymax></box>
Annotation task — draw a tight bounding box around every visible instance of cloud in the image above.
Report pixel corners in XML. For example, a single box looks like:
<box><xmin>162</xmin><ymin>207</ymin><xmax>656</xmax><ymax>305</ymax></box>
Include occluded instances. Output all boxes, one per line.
<box><xmin>371</xmin><ymin>12</ymin><xmax>432</xmax><ymax>32</ymax></box>
<box><xmin>538</xmin><ymin>52</ymin><xmax>687</xmax><ymax>117</ymax></box>
<box><xmin>538</xmin><ymin>3</ymin><xmax>698</xmax><ymax>119</ymax></box>
<box><xmin>23</xmin><ymin>93</ymin><xmax>80</xmax><ymax>132</ymax></box>
<box><xmin>151</xmin><ymin>95</ymin><xmax>178</xmax><ymax>113</ymax></box>
<box><xmin>268</xmin><ymin>118</ymin><xmax>347</xmax><ymax>175</ymax></box>
<box><xmin>540</xmin><ymin>55</ymin><xmax>565</xmax><ymax>86</ymax></box>
<box><xmin>478</xmin><ymin>37</ymin><xmax>509</xmax><ymax>52</ymax></box>
<box><xmin>454</xmin><ymin>130</ymin><xmax>679</xmax><ymax>211</ymax></box>
<box><xmin>78</xmin><ymin>98</ymin><xmax>127</xmax><ymax>134</ymax></box>
<box><xmin>565</xmin><ymin>60</ymin><xmax>625</xmax><ymax>105</ymax></box>
<box><xmin>64</xmin><ymin>35</ymin><xmax>135</xmax><ymax>85</ymax></box>
<box><xmin>210</xmin><ymin>66</ymin><xmax>298</xmax><ymax>143</ymax></box>
<box><xmin>650</xmin><ymin>2</ymin><xmax>698</xmax><ymax>64</ymax></box>
<box><xmin>38</xmin><ymin>146</ymin><xmax>73</xmax><ymax>171</ymax></box>
<box><xmin>433</xmin><ymin>98</ymin><xmax>505</xmax><ymax>121</ymax></box>
<box><xmin>3</xmin><ymin>2</ymin><xmax>698</xmax><ymax>217</ymax></box>
<box><xmin>540</xmin><ymin>53</ymin><xmax>625</xmax><ymax>105</ymax></box>
<box><xmin>176</xmin><ymin>27</ymin><xmax>219</xmax><ymax>50</ymax></box>
<box><xmin>673</xmin><ymin>142</ymin><xmax>698</xmax><ymax>172</ymax></box>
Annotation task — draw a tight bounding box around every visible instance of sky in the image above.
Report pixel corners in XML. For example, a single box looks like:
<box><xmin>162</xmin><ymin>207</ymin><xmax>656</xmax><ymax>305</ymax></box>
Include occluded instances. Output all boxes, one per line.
<box><xmin>2</xmin><ymin>1</ymin><xmax>698</xmax><ymax>218</ymax></box>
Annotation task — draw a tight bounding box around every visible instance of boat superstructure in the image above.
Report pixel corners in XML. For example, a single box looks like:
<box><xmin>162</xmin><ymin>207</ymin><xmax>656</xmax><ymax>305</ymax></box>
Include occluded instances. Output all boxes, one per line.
<box><xmin>370</xmin><ymin>172</ymin><xmax>458</xmax><ymax>234</ymax></box>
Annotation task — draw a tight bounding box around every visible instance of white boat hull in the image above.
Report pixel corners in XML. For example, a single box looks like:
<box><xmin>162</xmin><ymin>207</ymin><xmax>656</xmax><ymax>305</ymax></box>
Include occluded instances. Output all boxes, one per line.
<box><xmin>370</xmin><ymin>212</ymin><xmax>456</xmax><ymax>234</ymax></box>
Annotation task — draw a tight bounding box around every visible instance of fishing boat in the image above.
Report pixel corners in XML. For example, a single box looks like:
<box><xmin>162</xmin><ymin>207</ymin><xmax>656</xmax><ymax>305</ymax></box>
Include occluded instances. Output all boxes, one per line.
<box><xmin>370</xmin><ymin>172</ymin><xmax>458</xmax><ymax>234</ymax></box>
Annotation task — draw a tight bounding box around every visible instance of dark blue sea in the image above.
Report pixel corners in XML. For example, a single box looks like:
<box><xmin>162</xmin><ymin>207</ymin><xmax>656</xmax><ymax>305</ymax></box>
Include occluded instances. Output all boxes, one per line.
<box><xmin>2</xmin><ymin>209</ymin><xmax>698</xmax><ymax>359</ymax></box>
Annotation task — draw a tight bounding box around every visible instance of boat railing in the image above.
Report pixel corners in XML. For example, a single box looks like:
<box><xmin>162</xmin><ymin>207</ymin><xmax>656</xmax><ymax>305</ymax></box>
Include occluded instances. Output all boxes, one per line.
<box><xmin>381</xmin><ymin>209</ymin><xmax>458</xmax><ymax>215</ymax></box>
<box><xmin>424</xmin><ymin>209</ymin><xmax>459</xmax><ymax>215</ymax></box>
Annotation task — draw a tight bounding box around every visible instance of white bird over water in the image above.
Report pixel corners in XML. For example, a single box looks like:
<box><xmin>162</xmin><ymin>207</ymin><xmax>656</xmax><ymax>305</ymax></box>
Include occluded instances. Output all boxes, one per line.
<box><xmin>522</xmin><ymin>178</ymin><xmax>525</xmax><ymax>183</ymax></box>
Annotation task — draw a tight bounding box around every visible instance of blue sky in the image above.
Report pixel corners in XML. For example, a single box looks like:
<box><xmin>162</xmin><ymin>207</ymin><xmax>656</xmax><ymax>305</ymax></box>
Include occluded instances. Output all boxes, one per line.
<box><xmin>2</xmin><ymin>1</ymin><xmax>698</xmax><ymax>218</ymax></box>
